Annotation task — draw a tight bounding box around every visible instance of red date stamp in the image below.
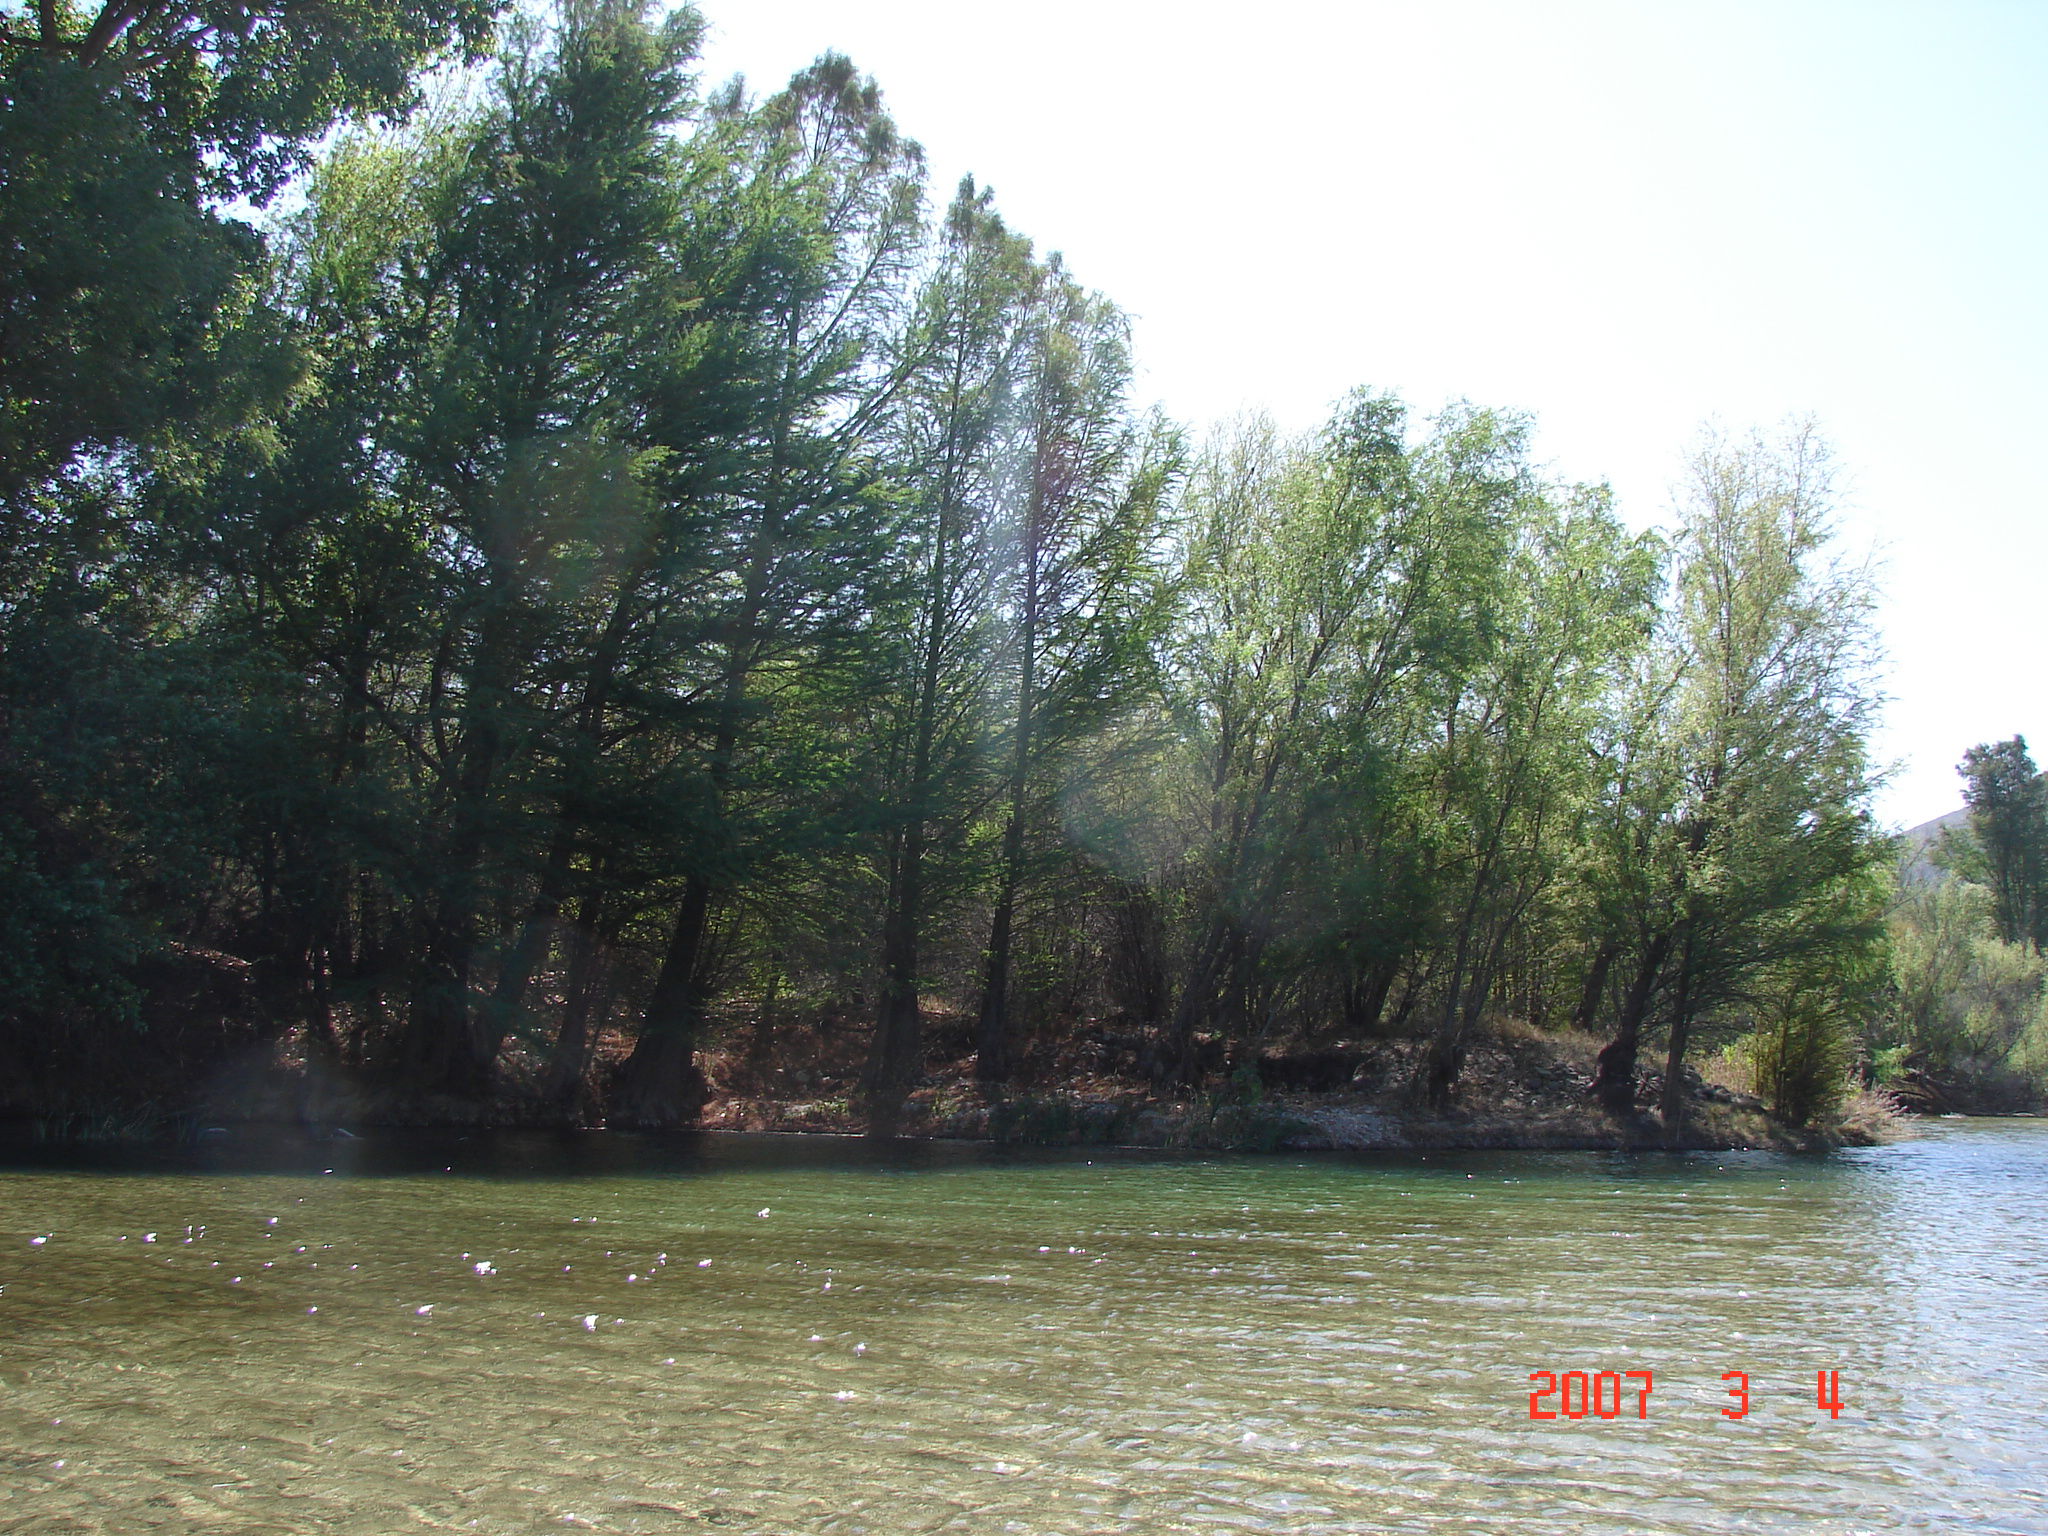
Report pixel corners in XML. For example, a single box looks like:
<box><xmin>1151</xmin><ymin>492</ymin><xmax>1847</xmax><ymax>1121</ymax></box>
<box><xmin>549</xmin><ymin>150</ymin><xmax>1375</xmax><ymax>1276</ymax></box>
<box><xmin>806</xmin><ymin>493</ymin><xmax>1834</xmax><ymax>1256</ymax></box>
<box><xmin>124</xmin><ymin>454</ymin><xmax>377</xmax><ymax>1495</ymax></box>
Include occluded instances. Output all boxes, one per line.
<box><xmin>1528</xmin><ymin>1369</ymin><xmax>1654</xmax><ymax>1419</ymax></box>
<box><xmin>1528</xmin><ymin>1369</ymin><xmax>1847</xmax><ymax>1420</ymax></box>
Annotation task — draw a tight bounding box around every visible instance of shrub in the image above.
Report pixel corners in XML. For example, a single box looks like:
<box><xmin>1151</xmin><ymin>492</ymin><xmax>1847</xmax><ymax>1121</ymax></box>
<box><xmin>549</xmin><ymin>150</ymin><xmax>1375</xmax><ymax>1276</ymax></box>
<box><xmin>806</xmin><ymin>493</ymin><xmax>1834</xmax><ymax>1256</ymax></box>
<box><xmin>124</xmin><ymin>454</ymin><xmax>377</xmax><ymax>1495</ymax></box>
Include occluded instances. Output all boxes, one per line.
<box><xmin>1739</xmin><ymin>1005</ymin><xmax>1854</xmax><ymax>1127</ymax></box>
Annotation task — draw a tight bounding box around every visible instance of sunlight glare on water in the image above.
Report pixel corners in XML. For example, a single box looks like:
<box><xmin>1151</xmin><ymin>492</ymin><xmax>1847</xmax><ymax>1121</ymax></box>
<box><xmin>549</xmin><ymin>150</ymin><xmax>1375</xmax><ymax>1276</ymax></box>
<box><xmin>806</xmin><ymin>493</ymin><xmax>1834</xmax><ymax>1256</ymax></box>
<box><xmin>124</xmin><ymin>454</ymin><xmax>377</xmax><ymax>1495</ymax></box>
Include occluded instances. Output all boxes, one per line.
<box><xmin>1</xmin><ymin>1120</ymin><xmax>2044</xmax><ymax>1534</ymax></box>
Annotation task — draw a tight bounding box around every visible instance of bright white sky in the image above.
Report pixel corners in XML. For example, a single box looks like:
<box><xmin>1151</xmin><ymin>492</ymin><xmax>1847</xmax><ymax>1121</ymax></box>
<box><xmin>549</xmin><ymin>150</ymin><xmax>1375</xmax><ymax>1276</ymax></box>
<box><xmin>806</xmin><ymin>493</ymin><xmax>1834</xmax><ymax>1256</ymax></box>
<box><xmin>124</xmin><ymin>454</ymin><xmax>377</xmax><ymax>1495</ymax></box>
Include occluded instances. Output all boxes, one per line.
<box><xmin>694</xmin><ymin>0</ymin><xmax>2046</xmax><ymax>830</ymax></box>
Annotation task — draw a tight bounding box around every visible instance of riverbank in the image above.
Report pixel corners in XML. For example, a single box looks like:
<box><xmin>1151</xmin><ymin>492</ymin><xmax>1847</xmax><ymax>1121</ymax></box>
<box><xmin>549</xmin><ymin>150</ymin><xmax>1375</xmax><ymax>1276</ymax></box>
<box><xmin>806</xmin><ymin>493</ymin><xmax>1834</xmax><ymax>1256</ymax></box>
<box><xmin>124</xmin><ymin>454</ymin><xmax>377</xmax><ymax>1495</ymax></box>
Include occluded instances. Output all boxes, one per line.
<box><xmin>693</xmin><ymin>1029</ymin><xmax>1904</xmax><ymax>1153</ymax></box>
<box><xmin>9</xmin><ymin>1019</ymin><xmax>1920</xmax><ymax>1150</ymax></box>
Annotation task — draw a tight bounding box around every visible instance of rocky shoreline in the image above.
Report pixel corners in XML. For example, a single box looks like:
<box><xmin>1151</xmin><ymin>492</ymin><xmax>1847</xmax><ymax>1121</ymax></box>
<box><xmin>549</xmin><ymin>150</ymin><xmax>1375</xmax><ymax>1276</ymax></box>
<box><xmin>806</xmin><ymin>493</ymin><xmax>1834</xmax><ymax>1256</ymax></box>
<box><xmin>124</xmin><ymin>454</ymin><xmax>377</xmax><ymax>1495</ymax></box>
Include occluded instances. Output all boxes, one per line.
<box><xmin>10</xmin><ymin>1022</ymin><xmax>1916</xmax><ymax>1151</ymax></box>
<box><xmin>691</xmin><ymin>1029</ymin><xmax>1902</xmax><ymax>1153</ymax></box>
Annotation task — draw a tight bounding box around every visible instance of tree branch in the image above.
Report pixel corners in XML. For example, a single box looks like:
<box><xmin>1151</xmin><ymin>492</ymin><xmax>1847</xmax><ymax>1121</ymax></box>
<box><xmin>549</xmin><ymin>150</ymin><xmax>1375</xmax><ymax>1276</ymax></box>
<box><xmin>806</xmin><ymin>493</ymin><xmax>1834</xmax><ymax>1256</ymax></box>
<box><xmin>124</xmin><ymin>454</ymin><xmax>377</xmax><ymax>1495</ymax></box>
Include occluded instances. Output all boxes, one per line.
<box><xmin>117</xmin><ymin>21</ymin><xmax>213</xmax><ymax>75</ymax></box>
<box><xmin>77</xmin><ymin>0</ymin><xmax>146</xmax><ymax>64</ymax></box>
<box><xmin>0</xmin><ymin>23</ymin><xmax>66</xmax><ymax>53</ymax></box>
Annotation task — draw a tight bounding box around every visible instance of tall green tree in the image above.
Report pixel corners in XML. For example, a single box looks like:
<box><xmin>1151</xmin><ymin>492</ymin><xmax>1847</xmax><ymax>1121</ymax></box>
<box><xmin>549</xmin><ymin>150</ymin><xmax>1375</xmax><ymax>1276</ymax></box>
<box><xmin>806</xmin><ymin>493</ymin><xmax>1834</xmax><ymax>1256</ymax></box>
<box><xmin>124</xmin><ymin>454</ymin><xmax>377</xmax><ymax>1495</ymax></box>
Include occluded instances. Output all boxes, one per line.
<box><xmin>612</xmin><ymin>52</ymin><xmax>926</xmax><ymax>1124</ymax></box>
<box><xmin>1157</xmin><ymin>398</ymin><xmax>1524</xmax><ymax>1081</ymax></box>
<box><xmin>402</xmin><ymin>0</ymin><xmax>707</xmax><ymax>1101</ymax></box>
<box><xmin>1412</xmin><ymin>482</ymin><xmax>1655</xmax><ymax>1107</ymax></box>
<box><xmin>862</xmin><ymin>177</ymin><xmax>1034</xmax><ymax>1122</ymax></box>
<box><xmin>971</xmin><ymin>259</ymin><xmax>1172</xmax><ymax>1091</ymax></box>
<box><xmin>1956</xmin><ymin>736</ymin><xmax>2048</xmax><ymax>952</ymax></box>
<box><xmin>1584</xmin><ymin>424</ymin><xmax>1886</xmax><ymax>1137</ymax></box>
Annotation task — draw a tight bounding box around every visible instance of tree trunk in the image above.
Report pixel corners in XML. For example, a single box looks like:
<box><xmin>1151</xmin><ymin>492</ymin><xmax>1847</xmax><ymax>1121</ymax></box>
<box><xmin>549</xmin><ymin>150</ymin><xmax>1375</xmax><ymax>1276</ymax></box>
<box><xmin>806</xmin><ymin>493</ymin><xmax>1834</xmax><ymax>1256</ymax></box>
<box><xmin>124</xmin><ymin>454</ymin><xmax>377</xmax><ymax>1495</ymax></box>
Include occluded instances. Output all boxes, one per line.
<box><xmin>1658</xmin><ymin>934</ymin><xmax>1699</xmax><ymax>1146</ymax></box>
<box><xmin>398</xmin><ymin>594</ymin><xmax>516</xmax><ymax>1102</ymax></box>
<box><xmin>611</xmin><ymin>867</ymin><xmax>714</xmax><ymax>1126</ymax></box>
<box><xmin>1161</xmin><ymin>916</ymin><xmax>1231</xmax><ymax>1086</ymax></box>
<box><xmin>1417</xmin><ymin>919</ymin><xmax>1509</xmax><ymax>1113</ymax></box>
<box><xmin>868</xmin><ymin>448</ymin><xmax>958</xmax><ymax>1125</ymax></box>
<box><xmin>1588</xmin><ymin>932</ymin><xmax>1671</xmax><ymax>1116</ymax></box>
<box><xmin>615</xmin><ymin>313</ymin><xmax>797</xmax><ymax>1124</ymax></box>
<box><xmin>483</xmin><ymin>828</ymin><xmax>574</xmax><ymax>1062</ymax></box>
<box><xmin>1573</xmin><ymin>942</ymin><xmax>1616</xmax><ymax>1034</ymax></box>
<box><xmin>543</xmin><ymin>911</ymin><xmax>612</xmax><ymax>1123</ymax></box>
<box><xmin>485</xmin><ymin>581</ymin><xmax>639</xmax><ymax>1063</ymax></box>
<box><xmin>1342</xmin><ymin>959</ymin><xmax>1398</xmax><ymax>1038</ymax></box>
<box><xmin>1110</xmin><ymin>882</ymin><xmax>1167</xmax><ymax>1029</ymax></box>
<box><xmin>869</xmin><ymin>824</ymin><xmax>927</xmax><ymax>1130</ymax></box>
<box><xmin>614</xmin><ymin>579</ymin><xmax>760</xmax><ymax>1125</ymax></box>
<box><xmin>975</xmin><ymin>817</ymin><xmax>1026</xmax><ymax>1085</ymax></box>
<box><xmin>976</xmin><ymin>483</ymin><xmax>1042</xmax><ymax>1087</ymax></box>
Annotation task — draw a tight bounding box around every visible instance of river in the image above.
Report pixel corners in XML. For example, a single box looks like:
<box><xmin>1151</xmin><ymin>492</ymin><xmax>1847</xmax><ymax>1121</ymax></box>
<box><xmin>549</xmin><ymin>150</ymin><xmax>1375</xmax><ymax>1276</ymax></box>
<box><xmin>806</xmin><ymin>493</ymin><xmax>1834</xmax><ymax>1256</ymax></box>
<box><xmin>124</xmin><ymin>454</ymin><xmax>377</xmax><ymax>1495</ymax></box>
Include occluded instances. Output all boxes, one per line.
<box><xmin>1</xmin><ymin>1118</ymin><xmax>2043</xmax><ymax>1534</ymax></box>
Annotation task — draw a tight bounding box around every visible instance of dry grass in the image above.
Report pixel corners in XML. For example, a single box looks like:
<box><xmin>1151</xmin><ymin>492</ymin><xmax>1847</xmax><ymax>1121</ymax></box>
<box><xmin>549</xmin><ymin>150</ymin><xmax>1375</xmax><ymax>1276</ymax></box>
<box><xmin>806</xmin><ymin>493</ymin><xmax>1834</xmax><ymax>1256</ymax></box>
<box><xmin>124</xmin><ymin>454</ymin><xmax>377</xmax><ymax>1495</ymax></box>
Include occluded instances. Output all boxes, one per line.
<box><xmin>1700</xmin><ymin>1048</ymin><xmax>1756</xmax><ymax>1098</ymax></box>
<box><xmin>1833</xmin><ymin>1085</ymin><xmax>1912</xmax><ymax>1145</ymax></box>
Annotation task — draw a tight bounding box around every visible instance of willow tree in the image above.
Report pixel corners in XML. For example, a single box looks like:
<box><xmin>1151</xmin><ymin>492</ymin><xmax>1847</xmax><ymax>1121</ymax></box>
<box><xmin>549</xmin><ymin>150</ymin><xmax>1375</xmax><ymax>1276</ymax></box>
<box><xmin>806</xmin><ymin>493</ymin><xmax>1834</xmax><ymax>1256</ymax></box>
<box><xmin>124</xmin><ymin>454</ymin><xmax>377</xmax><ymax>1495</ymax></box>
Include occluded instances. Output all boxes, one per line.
<box><xmin>1158</xmin><ymin>397</ymin><xmax>1530</xmax><ymax>1080</ymax></box>
<box><xmin>1412</xmin><ymin>481</ymin><xmax>1656</xmax><ymax>1107</ymax></box>
<box><xmin>1585</xmin><ymin>424</ymin><xmax>1885</xmax><ymax>1135</ymax></box>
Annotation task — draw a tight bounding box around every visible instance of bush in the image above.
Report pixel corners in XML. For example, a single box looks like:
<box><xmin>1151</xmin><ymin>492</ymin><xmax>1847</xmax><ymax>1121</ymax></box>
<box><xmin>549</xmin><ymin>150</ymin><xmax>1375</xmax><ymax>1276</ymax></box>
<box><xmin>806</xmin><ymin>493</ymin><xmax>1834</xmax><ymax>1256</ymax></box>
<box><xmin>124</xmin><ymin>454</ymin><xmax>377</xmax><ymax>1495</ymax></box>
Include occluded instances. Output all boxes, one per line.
<box><xmin>1738</xmin><ymin>1006</ymin><xmax>1854</xmax><ymax>1127</ymax></box>
<box><xmin>1736</xmin><ymin>917</ymin><xmax>1887</xmax><ymax>1127</ymax></box>
<box><xmin>1879</xmin><ymin>874</ymin><xmax>2048</xmax><ymax>1107</ymax></box>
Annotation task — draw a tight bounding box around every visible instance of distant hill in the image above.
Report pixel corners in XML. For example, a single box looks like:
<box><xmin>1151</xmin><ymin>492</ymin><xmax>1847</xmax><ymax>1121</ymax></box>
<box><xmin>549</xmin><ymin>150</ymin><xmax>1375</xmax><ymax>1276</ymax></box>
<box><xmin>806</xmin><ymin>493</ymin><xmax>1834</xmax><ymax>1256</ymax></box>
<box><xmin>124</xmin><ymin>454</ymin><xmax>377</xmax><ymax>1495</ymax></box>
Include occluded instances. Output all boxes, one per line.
<box><xmin>1900</xmin><ymin>806</ymin><xmax>1969</xmax><ymax>885</ymax></box>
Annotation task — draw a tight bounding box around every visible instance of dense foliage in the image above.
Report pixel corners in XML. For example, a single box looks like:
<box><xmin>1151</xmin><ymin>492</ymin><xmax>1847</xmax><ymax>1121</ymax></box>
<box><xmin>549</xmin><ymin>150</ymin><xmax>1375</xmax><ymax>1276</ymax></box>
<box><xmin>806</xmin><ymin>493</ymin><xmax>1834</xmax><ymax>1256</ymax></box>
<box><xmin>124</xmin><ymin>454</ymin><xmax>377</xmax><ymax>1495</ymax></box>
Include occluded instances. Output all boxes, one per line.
<box><xmin>2</xmin><ymin>0</ymin><xmax>1932</xmax><ymax>1135</ymax></box>
<box><xmin>1873</xmin><ymin>736</ymin><xmax>2048</xmax><ymax>1111</ymax></box>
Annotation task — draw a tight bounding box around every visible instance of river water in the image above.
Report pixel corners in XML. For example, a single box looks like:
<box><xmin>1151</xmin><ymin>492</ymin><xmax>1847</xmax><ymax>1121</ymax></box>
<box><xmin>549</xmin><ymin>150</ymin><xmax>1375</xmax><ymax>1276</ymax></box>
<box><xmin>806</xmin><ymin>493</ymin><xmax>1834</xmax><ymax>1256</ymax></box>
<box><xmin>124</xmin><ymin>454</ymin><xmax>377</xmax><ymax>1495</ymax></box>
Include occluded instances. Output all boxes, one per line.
<box><xmin>1</xmin><ymin>1119</ymin><xmax>2043</xmax><ymax>1535</ymax></box>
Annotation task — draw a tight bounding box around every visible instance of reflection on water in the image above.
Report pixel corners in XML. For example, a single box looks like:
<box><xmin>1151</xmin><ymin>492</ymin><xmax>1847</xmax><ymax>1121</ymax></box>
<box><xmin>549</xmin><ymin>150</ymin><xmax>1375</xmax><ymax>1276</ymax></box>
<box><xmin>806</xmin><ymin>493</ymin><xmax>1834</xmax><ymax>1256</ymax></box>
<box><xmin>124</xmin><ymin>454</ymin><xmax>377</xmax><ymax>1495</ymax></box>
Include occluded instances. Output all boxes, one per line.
<box><xmin>1</xmin><ymin>1121</ymin><xmax>2044</xmax><ymax>1534</ymax></box>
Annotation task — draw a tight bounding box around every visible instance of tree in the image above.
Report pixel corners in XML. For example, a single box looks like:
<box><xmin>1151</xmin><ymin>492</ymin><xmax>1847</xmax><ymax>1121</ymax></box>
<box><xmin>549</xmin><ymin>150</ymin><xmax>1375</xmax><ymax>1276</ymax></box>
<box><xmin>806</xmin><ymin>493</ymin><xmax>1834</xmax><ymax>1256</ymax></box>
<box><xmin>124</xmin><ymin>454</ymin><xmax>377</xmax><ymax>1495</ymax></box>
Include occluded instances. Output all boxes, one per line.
<box><xmin>1411</xmin><ymin>480</ymin><xmax>1655</xmax><ymax>1107</ymax></box>
<box><xmin>1</xmin><ymin>0</ymin><xmax>501</xmax><ymax>1105</ymax></box>
<box><xmin>1156</xmin><ymin>397</ymin><xmax>1535</xmax><ymax>1083</ymax></box>
<box><xmin>970</xmin><ymin>258</ymin><xmax>1171</xmax><ymax>1092</ymax></box>
<box><xmin>1583</xmin><ymin>423</ymin><xmax>1887</xmax><ymax>1139</ymax></box>
<box><xmin>0</xmin><ymin>0</ymin><xmax>496</xmax><ymax>494</ymax></box>
<box><xmin>610</xmin><ymin>51</ymin><xmax>926</xmax><ymax>1125</ymax></box>
<box><xmin>0</xmin><ymin>0</ymin><xmax>497</xmax><ymax>198</ymax></box>
<box><xmin>1735</xmin><ymin>866</ymin><xmax>1888</xmax><ymax>1125</ymax></box>
<box><xmin>862</xmin><ymin>177</ymin><xmax>1033</xmax><ymax>1124</ymax></box>
<box><xmin>1880</xmin><ymin>870</ymin><xmax>2048</xmax><ymax>1106</ymax></box>
<box><xmin>372</xmin><ymin>0</ymin><xmax>708</xmax><ymax>1101</ymax></box>
<box><xmin>1956</xmin><ymin>736</ymin><xmax>2047</xmax><ymax>951</ymax></box>
<box><xmin>1158</xmin><ymin>408</ymin><xmax>1412</xmax><ymax>1080</ymax></box>
<box><xmin>163</xmin><ymin>0</ymin><xmax>719</xmax><ymax>1104</ymax></box>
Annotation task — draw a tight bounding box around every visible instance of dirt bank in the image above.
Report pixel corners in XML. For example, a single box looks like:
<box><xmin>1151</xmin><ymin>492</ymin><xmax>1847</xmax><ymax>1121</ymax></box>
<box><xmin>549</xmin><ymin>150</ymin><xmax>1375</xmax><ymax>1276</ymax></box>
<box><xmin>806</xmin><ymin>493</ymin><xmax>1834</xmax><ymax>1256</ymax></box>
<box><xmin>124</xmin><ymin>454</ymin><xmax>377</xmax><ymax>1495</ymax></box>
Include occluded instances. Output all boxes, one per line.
<box><xmin>692</xmin><ymin>1027</ymin><xmax>1901</xmax><ymax>1153</ymax></box>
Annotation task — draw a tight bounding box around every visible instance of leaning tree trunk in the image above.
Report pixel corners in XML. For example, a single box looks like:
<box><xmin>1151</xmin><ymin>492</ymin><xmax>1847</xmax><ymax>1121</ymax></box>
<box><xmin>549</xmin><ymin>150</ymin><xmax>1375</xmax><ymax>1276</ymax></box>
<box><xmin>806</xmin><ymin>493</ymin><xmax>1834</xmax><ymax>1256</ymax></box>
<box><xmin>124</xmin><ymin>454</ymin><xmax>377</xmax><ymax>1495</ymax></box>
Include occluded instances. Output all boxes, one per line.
<box><xmin>611</xmin><ymin>867</ymin><xmax>715</xmax><ymax>1127</ymax></box>
<box><xmin>1588</xmin><ymin>932</ymin><xmax>1672</xmax><ymax>1116</ymax></box>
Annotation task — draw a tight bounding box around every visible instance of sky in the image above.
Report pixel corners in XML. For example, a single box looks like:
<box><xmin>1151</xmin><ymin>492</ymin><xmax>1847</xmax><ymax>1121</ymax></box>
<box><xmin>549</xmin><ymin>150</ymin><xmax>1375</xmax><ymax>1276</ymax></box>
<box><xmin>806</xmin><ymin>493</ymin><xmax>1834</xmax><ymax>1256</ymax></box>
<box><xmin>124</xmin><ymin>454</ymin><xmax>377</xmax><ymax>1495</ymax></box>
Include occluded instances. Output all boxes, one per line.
<box><xmin>690</xmin><ymin>0</ymin><xmax>2046</xmax><ymax>830</ymax></box>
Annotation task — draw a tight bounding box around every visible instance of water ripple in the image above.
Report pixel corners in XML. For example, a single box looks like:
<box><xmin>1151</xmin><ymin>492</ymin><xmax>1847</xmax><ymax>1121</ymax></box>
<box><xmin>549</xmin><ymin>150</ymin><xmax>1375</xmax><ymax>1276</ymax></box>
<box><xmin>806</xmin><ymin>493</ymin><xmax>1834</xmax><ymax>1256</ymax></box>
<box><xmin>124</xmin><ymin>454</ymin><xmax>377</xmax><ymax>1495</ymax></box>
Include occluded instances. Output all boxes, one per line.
<box><xmin>0</xmin><ymin>1120</ymin><xmax>2043</xmax><ymax>1533</ymax></box>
